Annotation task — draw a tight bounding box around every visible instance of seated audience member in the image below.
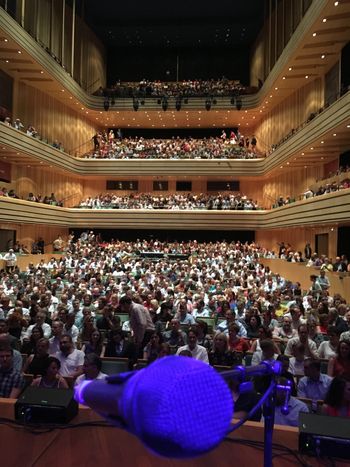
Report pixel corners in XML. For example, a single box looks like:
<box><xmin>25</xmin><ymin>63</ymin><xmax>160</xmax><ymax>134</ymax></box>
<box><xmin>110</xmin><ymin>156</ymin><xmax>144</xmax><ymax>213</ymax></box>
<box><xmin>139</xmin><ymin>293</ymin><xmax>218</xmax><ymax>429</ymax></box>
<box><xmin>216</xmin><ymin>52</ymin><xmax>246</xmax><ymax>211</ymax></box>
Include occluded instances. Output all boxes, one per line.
<box><xmin>273</xmin><ymin>316</ymin><xmax>297</xmax><ymax>342</ymax></box>
<box><xmin>0</xmin><ymin>342</ymin><xmax>24</xmax><ymax>398</ymax></box>
<box><xmin>96</xmin><ymin>305</ymin><xmax>120</xmax><ymax>331</ymax></box>
<box><xmin>63</xmin><ymin>313</ymin><xmax>79</xmax><ymax>345</ymax></box>
<box><xmin>216</xmin><ymin>310</ymin><xmax>247</xmax><ymax>337</ymax></box>
<box><xmin>307</xmin><ymin>319</ymin><xmax>324</xmax><ymax>348</ymax></box>
<box><xmin>327</xmin><ymin>340</ymin><xmax>350</xmax><ymax>379</ymax></box>
<box><xmin>246</xmin><ymin>315</ymin><xmax>262</xmax><ymax>339</ymax></box>
<box><xmin>250</xmin><ymin>325</ymin><xmax>280</xmax><ymax>354</ymax></box>
<box><xmin>21</xmin><ymin>325</ymin><xmax>44</xmax><ymax>354</ymax></box>
<box><xmin>176</xmin><ymin>328</ymin><xmax>209</xmax><ymax>363</ymax></box>
<box><xmin>208</xmin><ymin>332</ymin><xmax>240</xmax><ymax>367</ymax></box>
<box><xmin>252</xmin><ymin>339</ymin><xmax>279</xmax><ymax>366</ymax></box>
<box><xmin>0</xmin><ymin>335</ymin><xmax>22</xmax><ymax>373</ymax></box>
<box><xmin>318</xmin><ymin>326</ymin><xmax>340</xmax><ymax>359</ymax></box>
<box><xmin>143</xmin><ymin>332</ymin><xmax>163</xmax><ymax>363</ymax></box>
<box><xmin>273</xmin><ymin>377</ymin><xmax>309</xmax><ymax>427</ymax></box>
<box><xmin>284</xmin><ymin>324</ymin><xmax>318</xmax><ymax>358</ymax></box>
<box><xmin>154</xmin><ymin>303</ymin><xmax>173</xmax><ymax>334</ymax></box>
<box><xmin>23</xmin><ymin>338</ymin><xmax>50</xmax><ymax>376</ymax></box>
<box><xmin>54</xmin><ymin>335</ymin><xmax>84</xmax><ymax>379</ymax></box>
<box><xmin>328</xmin><ymin>308</ymin><xmax>348</xmax><ymax>335</ymax></box>
<box><xmin>75</xmin><ymin>353</ymin><xmax>107</xmax><ymax>386</ymax></box>
<box><xmin>323</xmin><ymin>376</ymin><xmax>350</xmax><ymax>417</ymax></box>
<box><xmin>104</xmin><ymin>329</ymin><xmax>136</xmax><ymax>361</ymax></box>
<box><xmin>0</xmin><ymin>319</ymin><xmax>19</xmax><ymax>350</ymax></box>
<box><xmin>162</xmin><ymin>318</ymin><xmax>187</xmax><ymax>347</ymax></box>
<box><xmin>175</xmin><ymin>298</ymin><xmax>195</xmax><ymax>325</ymax></box>
<box><xmin>78</xmin><ymin>315</ymin><xmax>96</xmax><ymax>346</ymax></box>
<box><xmin>6</xmin><ymin>308</ymin><xmax>27</xmax><ymax>340</ymax></box>
<box><xmin>158</xmin><ymin>342</ymin><xmax>171</xmax><ymax>359</ymax></box>
<box><xmin>277</xmin><ymin>355</ymin><xmax>297</xmax><ymax>396</ymax></box>
<box><xmin>228</xmin><ymin>323</ymin><xmax>249</xmax><ymax>353</ymax></box>
<box><xmin>178</xmin><ymin>350</ymin><xmax>192</xmax><ymax>357</ymax></box>
<box><xmin>49</xmin><ymin>320</ymin><xmax>64</xmax><ymax>354</ymax></box>
<box><xmin>25</xmin><ymin>310</ymin><xmax>51</xmax><ymax>339</ymax></box>
<box><xmin>288</xmin><ymin>343</ymin><xmax>306</xmax><ymax>377</ymax></box>
<box><xmin>297</xmin><ymin>359</ymin><xmax>332</xmax><ymax>401</ymax></box>
<box><xmin>230</xmin><ymin>378</ymin><xmax>262</xmax><ymax>421</ymax></box>
<box><xmin>195</xmin><ymin>320</ymin><xmax>212</xmax><ymax>351</ymax></box>
<box><xmin>81</xmin><ymin>329</ymin><xmax>106</xmax><ymax>357</ymax></box>
<box><xmin>31</xmin><ymin>356</ymin><xmax>68</xmax><ymax>389</ymax></box>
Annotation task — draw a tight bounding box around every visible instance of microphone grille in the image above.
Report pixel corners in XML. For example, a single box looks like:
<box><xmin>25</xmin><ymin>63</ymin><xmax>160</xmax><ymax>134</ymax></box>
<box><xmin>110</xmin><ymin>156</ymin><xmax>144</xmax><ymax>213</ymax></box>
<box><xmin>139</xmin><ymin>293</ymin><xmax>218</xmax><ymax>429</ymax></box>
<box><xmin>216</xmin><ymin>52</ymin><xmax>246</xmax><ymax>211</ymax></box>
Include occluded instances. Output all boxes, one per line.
<box><xmin>121</xmin><ymin>356</ymin><xmax>233</xmax><ymax>458</ymax></box>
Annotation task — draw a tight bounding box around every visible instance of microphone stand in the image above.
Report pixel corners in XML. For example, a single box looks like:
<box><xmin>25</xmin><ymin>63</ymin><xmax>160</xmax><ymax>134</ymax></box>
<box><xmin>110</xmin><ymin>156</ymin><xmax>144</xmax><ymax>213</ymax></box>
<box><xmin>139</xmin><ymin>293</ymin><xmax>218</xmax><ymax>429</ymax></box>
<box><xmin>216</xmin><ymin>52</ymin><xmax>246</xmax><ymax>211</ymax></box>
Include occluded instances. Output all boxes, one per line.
<box><xmin>221</xmin><ymin>362</ymin><xmax>292</xmax><ymax>467</ymax></box>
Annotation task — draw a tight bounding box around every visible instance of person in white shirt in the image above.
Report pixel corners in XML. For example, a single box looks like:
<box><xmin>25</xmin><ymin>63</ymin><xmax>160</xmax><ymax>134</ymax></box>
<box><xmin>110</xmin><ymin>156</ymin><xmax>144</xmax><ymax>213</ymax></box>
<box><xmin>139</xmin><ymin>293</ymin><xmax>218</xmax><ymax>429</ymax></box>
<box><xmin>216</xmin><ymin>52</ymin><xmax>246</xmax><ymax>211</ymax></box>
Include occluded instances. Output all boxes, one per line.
<box><xmin>25</xmin><ymin>311</ymin><xmax>52</xmax><ymax>339</ymax></box>
<box><xmin>3</xmin><ymin>249</ymin><xmax>17</xmax><ymax>273</ymax></box>
<box><xmin>49</xmin><ymin>320</ymin><xmax>64</xmax><ymax>354</ymax></box>
<box><xmin>75</xmin><ymin>353</ymin><xmax>107</xmax><ymax>386</ymax></box>
<box><xmin>62</xmin><ymin>313</ymin><xmax>79</xmax><ymax>344</ymax></box>
<box><xmin>176</xmin><ymin>328</ymin><xmax>209</xmax><ymax>363</ymax></box>
<box><xmin>54</xmin><ymin>335</ymin><xmax>84</xmax><ymax>378</ymax></box>
<box><xmin>318</xmin><ymin>326</ymin><xmax>339</xmax><ymax>359</ymax></box>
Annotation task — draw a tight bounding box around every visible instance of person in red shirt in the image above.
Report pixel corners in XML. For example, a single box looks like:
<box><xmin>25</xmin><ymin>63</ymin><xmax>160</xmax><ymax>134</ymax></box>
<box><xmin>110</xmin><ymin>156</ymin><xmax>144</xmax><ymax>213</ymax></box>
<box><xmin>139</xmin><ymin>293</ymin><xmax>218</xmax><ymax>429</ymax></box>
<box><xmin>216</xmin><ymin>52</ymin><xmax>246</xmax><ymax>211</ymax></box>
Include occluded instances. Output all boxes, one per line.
<box><xmin>228</xmin><ymin>323</ymin><xmax>249</xmax><ymax>353</ymax></box>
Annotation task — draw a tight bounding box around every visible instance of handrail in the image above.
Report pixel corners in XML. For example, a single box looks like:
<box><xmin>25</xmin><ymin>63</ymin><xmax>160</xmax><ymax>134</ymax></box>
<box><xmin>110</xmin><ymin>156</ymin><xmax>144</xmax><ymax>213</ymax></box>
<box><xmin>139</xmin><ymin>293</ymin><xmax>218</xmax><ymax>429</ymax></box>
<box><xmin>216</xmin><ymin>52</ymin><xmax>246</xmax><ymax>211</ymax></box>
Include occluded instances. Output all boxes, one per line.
<box><xmin>67</xmin><ymin>138</ymin><xmax>92</xmax><ymax>156</ymax></box>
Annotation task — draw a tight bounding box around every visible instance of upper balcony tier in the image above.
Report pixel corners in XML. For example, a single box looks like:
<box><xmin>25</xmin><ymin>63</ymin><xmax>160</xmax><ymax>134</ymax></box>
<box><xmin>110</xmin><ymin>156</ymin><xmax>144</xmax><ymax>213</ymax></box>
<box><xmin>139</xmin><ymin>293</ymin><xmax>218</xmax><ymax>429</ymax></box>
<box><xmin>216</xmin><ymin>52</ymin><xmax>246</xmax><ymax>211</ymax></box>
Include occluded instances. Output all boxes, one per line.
<box><xmin>1</xmin><ymin>90</ymin><xmax>350</xmax><ymax>176</ymax></box>
<box><xmin>1</xmin><ymin>189</ymin><xmax>349</xmax><ymax>230</ymax></box>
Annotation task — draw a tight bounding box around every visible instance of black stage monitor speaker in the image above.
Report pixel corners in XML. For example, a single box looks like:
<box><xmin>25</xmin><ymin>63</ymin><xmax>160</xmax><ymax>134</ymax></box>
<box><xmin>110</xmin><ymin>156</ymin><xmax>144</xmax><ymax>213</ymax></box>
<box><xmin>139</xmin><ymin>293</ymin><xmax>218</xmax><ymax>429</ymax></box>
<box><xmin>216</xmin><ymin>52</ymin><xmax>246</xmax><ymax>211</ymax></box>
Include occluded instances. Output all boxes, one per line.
<box><xmin>15</xmin><ymin>387</ymin><xmax>79</xmax><ymax>423</ymax></box>
<box><xmin>299</xmin><ymin>412</ymin><xmax>350</xmax><ymax>460</ymax></box>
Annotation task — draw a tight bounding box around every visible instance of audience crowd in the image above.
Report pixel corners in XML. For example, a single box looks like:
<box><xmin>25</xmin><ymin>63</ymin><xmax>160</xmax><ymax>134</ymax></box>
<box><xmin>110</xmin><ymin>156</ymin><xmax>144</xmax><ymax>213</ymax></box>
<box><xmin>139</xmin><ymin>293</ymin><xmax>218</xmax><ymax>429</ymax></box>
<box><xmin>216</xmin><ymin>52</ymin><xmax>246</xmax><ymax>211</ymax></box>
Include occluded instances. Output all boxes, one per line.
<box><xmin>0</xmin><ymin>189</ymin><xmax>63</xmax><ymax>207</ymax></box>
<box><xmin>2</xmin><ymin>116</ymin><xmax>64</xmax><ymax>151</ymax></box>
<box><xmin>95</xmin><ymin>78</ymin><xmax>253</xmax><ymax>98</ymax></box>
<box><xmin>83</xmin><ymin>132</ymin><xmax>261</xmax><ymax>160</ymax></box>
<box><xmin>77</xmin><ymin>192</ymin><xmax>263</xmax><ymax>210</ymax></box>
<box><xmin>1</xmin><ymin>235</ymin><xmax>350</xmax><ymax>425</ymax></box>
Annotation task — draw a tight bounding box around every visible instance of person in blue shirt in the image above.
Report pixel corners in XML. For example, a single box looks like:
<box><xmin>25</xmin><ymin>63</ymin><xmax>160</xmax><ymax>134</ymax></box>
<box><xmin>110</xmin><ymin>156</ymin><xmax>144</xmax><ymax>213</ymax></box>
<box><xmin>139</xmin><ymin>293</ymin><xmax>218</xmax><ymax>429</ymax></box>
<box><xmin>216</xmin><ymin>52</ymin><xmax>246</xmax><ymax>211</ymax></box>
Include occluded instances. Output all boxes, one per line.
<box><xmin>297</xmin><ymin>358</ymin><xmax>332</xmax><ymax>401</ymax></box>
<box><xmin>175</xmin><ymin>298</ymin><xmax>195</xmax><ymax>325</ymax></box>
<box><xmin>273</xmin><ymin>377</ymin><xmax>309</xmax><ymax>427</ymax></box>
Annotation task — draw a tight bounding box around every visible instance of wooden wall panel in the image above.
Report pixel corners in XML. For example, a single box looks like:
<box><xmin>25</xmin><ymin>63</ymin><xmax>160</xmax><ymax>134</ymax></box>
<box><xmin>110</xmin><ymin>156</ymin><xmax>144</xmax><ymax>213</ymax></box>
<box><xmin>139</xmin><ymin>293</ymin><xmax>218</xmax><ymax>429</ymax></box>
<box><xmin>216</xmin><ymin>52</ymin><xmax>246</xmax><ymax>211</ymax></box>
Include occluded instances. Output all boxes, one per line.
<box><xmin>12</xmin><ymin>166</ymin><xmax>83</xmax><ymax>207</ymax></box>
<box><xmin>256</xmin><ymin>226</ymin><xmax>337</xmax><ymax>260</ymax></box>
<box><xmin>254</xmin><ymin>79</ymin><xmax>324</xmax><ymax>153</ymax></box>
<box><xmin>262</xmin><ymin>166</ymin><xmax>323</xmax><ymax>207</ymax></box>
<box><xmin>0</xmin><ymin>222</ymin><xmax>68</xmax><ymax>252</ymax></box>
<box><xmin>13</xmin><ymin>81</ymin><xmax>97</xmax><ymax>156</ymax></box>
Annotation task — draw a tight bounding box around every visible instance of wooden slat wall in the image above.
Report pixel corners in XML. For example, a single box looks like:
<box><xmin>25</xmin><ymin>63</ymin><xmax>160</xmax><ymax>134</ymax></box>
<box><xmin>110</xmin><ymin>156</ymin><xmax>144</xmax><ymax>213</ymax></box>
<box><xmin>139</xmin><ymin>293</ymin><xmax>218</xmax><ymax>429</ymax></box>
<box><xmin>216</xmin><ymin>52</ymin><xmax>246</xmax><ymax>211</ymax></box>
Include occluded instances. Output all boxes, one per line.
<box><xmin>254</xmin><ymin>79</ymin><xmax>324</xmax><ymax>152</ymax></box>
<box><xmin>256</xmin><ymin>226</ymin><xmax>337</xmax><ymax>260</ymax></box>
<box><xmin>13</xmin><ymin>81</ymin><xmax>97</xmax><ymax>155</ymax></box>
<box><xmin>12</xmin><ymin>166</ymin><xmax>83</xmax><ymax>207</ymax></box>
<box><xmin>23</xmin><ymin>0</ymin><xmax>106</xmax><ymax>91</ymax></box>
<box><xmin>262</xmin><ymin>166</ymin><xmax>323</xmax><ymax>207</ymax></box>
<box><xmin>0</xmin><ymin>222</ymin><xmax>68</xmax><ymax>252</ymax></box>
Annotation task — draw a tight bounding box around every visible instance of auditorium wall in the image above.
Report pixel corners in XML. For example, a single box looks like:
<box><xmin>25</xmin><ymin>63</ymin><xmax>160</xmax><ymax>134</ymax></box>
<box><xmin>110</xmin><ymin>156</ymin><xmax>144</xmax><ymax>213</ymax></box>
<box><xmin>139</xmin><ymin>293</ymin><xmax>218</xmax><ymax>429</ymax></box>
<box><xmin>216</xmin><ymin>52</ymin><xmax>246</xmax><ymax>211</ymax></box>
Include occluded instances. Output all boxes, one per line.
<box><xmin>254</xmin><ymin>78</ymin><xmax>324</xmax><ymax>153</ymax></box>
<box><xmin>256</xmin><ymin>226</ymin><xmax>337</xmax><ymax>260</ymax></box>
<box><xmin>13</xmin><ymin>81</ymin><xmax>98</xmax><ymax>156</ymax></box>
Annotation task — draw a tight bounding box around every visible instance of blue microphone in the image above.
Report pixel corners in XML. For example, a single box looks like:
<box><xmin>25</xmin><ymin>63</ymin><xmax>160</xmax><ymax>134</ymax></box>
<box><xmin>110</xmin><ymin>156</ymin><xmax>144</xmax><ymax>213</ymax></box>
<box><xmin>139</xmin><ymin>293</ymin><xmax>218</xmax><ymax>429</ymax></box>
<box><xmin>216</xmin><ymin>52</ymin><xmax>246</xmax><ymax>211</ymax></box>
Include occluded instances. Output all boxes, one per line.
<box><xmin>75</xmin><ymin>356</ymin><xmax>234</xmax><ymax>458</ymax></box>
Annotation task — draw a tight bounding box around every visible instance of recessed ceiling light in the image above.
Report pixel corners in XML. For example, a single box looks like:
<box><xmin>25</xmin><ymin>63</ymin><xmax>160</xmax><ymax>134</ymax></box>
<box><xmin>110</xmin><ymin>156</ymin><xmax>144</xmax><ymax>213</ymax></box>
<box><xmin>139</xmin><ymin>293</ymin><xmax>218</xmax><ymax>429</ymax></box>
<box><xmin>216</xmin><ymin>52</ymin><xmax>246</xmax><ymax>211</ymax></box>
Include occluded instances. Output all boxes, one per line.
<box><xmin>312</xmin><ymin>32</ymin><xmax>317</xmax><ymax>37</ymax></box>
<box><xmin>334</xmin><ymin>1</ymin><xmax>339</xmax><ymax>5</ymax></box>
<box><xmin>305</xmin><ymin>75</ymin><xmax>309</xmax><ymax>79</ymax></box>
<box><xmin>17</xmin><ymin>50</ymin><xmax>21</xmax><ymax>54</ymax></box>
<box><xmin>5</xmin><ymin>60</ymin><xmax>9</xmax><ymax>63</ymax></box>
<box><xmin>321</xmin><ymin>54</ymin><xmax>326</xmax><ymax>59</ymax></box>
<box><xmin>269</xmin><ymin>95</ymin><xmax>272</xmax><ymax>98</ymax></box>
<box><xmin>40</xmin><ymin>70</ymin><xmax>44</xmax><ymax>74</ymax></box>
<box><xmin>301</xmin><ymin>152</ymin><xmax>305</xmax><ymax>155</ymax></box>
<box><xmin>282</xmin><ymin>76</ymin><xmax>286</xmax><ymax>80</ymax></box>
<box><xmin>304</xmin><ymin>166</ymin><xmax>307</xmax><ymax>168</ymax></box>
<box><xmin>275</xmin><ymin>87</ymin><xmax>278</xmax><ymax>90</ymax></box>
<box><xmin>310</xmin><ymin>147</ymin><xmax>314</xmax><ymax>150</ymax></box>
<box><xmin>347</xmin><ymin>124</ymin><xmax>350</xmax><ymax>128</ymax></box>
<box><xmin>286</xmin><ymin>162</ymin><xmax>290</xmax><ymax>165</ymax></box>
<box><xmin>4</xmin><ymin>38</ymin><xmax>8</xmax><ymax>42</ymax></box>
<box><xmin>288</xmin><ymin>67</ymin><xmax>292</xmax><ymax>71</ymax></box>
<box><xmin>321</xmin><ymin>141</ymin><xmax>324</xmax><ymax>144</ymax></box>
<box><xmin>333</xmin><ymin>133</ymin><xmax>337</xmax><ymax>136</ymax></box>
<box><xmin>322</xmin><ymin>18</ymin><xmax>327</xmax><ymax>22</ymax></box>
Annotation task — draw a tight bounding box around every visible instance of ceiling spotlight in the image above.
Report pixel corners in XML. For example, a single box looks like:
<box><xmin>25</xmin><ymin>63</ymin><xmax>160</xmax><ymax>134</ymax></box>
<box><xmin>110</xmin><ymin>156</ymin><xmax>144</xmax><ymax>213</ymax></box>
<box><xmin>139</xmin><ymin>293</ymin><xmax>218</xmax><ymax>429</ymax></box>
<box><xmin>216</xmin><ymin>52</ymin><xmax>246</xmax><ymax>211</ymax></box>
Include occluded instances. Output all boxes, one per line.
<box><xmin>321</xmin><ymin>54</ymin><xmax>326</xmax><ymax>59</ymax></box>
<box><xmin>312</xmin><ymin>32</ymin><xmax>317</xmax><ymax>37</ymax></box>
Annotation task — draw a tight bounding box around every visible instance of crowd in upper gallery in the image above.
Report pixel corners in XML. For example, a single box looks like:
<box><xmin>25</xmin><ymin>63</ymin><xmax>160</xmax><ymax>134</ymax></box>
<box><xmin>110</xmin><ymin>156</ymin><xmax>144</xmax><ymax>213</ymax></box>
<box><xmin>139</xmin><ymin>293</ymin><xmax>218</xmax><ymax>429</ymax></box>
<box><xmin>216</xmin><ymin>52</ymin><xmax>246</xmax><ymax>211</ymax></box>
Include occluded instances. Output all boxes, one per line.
<box><xmin>94</xmin><ymin>78</ymin><xmax>256</xmax><ymax>99</ymax></box>
<box><xmin>1</xmin><ymin>235</ymin><xmax>350</xmax><ymax>423</ymax></box>
<box><xmin>76</xmin><ymin>192</ymin><xmax>262</xmax><ymax>210</ymax></box>
<box><xmin>0</xmin><ymin>189</ymin><xmax>64</xmax><ymax>207</ymax></box>
<box><xmin>83</xmin><ymin>130</ymin><xmax>260</xmax><ymax>160</ymax></box>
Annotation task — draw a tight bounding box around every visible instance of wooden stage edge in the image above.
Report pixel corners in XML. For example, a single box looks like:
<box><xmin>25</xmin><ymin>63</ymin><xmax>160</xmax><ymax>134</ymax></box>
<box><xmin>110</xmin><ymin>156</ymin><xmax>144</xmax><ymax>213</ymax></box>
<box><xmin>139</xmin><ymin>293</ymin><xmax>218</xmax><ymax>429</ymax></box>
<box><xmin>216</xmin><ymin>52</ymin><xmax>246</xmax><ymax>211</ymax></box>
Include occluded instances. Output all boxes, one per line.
<box><xmin>0</xmin><ymin>399</ymin><xmax>347</xmax><ymax>467</ymax></box>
